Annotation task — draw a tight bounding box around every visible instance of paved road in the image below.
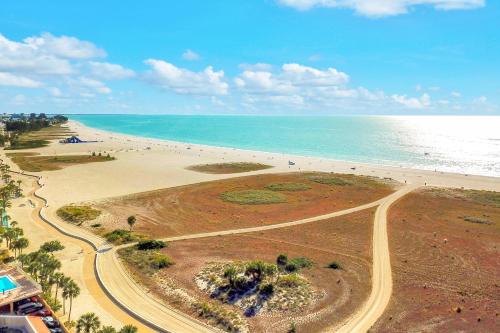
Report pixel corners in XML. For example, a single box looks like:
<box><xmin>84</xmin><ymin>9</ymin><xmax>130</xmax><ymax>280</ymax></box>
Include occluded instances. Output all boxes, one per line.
<box><xmin>334</xmin><ymin>184</ymin><xmax>418</xmax><ymax>333</ymax></box>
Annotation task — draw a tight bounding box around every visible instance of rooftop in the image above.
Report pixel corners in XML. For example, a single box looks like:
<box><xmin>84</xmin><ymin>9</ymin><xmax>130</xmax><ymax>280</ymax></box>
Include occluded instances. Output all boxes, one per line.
<box><xmin>0</xmin><ymin>267</ymin><xmax>42</xmax><ymax>308</ymax></box>
<box><xmin>0</xmin><ymin>315</ymin><xmax>50</xmax><ymax>333</ymax></box>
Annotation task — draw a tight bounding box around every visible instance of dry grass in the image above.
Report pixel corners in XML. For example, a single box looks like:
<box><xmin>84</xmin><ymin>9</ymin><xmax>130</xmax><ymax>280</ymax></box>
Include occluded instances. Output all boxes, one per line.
<box><xmin>220</xmin><ymin>189</ymin><xmax>287</xmax><ymax>205</ymax></box>
<box><xmin>187</xmin><ymin>162</ymin><xmax>272</xmax><ymax>174</ymax></box>
<box><xmin>7</xmin><ymin>153</ymin><xmax>115</xmax><ymax>172</ymax></box>
<box><xmin>93</xmin><ymin>172</ymin><xmax>395</xmax><ymax>239</ymax></box>
<box><xmin>56</xmin><ymin>205</ymin><xmax>101</xmax><ymax>225</ymax></box>
<box><xmin>119</xmin><ymin>209</ymin><xmax>376</xmax><ymax>333</ymax></box>
<box><xmin>372</xmin><ymin>187</ymin><xmax>500</xmax><ymax>332</ymax></box>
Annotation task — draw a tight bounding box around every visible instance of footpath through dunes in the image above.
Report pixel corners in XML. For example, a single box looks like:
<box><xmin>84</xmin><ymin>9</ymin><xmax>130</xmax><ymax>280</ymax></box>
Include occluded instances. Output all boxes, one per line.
<box><xmin>333</xmin><ymin>184</ymin><xmax>418</xmax><ymax>333</ymax></box>
<box><xmin>89</xmin><ymin>172</ymin><xmax>396</xmax><ymax>239</ymax></box>
<box><xmin>371</xmin><ymin>188</ymin><xmax>500</xmax><ymax>333</ymax></box>
<box><xmin>114</xmin><ymin>209</ymin><xmax>377</xmax><ymax>333</ymax></box>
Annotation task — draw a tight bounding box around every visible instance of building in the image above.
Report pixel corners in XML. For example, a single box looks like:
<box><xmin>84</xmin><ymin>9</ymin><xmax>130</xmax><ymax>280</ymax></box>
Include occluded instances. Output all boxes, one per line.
<box><xmin>0</xmin><ymin>266</ymin><xmax>42</xmax><ymax>314</ymax></box>
<box><xmin>0</xmin><ymin>315</ymin><xmax>50</xmax><ymax>333</ymax></box>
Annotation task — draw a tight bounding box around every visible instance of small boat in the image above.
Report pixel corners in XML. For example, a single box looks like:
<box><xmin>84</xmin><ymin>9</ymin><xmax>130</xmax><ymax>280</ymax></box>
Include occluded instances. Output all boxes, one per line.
<box><xmin>288</xmin><ymin>161</ymin><xmax>295</xmax><ymax>166</ymax></box>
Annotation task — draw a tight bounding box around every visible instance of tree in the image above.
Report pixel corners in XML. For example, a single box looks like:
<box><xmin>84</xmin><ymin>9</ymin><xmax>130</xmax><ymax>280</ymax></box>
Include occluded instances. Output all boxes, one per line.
<box><xmin>76</xmin><ymin>312</ymin><xmax>101</xmax><ymax>333</ymax></box>
<box><xmin>63</xmin><ymin>279</ymin><xmax>80</xmax><ymax>321</ymax></box>
<box><xmin>61</xmin><ymin>276</ymin><xmax>72</xmax><ymax>314</ymax></box>
<box><xmin>12</xmin><ymin>237</ymin><xmax>29</xmax><ymax>257</ymax></box>
<box><xmin>119</xmin><ymin>325</ymin><xmax>138</xmax><ymax>333</ymax></box>
<box><xmin>127</xmin><ymin>216</ymin><xmax>136</xmax><ymax>231</ymax></box>
<box><xmin>52</xmin><ymin>272</ymin><xmax>66</xmax><ymax>300</ymax></box>
<box><xmin>40</xmin><ymin>240</ymin><xmax>65</xmax><ymax>253</ymax></box>
<box><xmin>97</xmin><ymin>326</ymin><xmax>117</xmax><ymax>333</ymax></box>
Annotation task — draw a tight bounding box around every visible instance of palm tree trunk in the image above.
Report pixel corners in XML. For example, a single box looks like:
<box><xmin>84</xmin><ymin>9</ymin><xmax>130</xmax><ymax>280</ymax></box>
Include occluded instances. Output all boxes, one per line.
<box><xmin>63</xmin><ymin>298</ymin><xmax>66</xmax><ymax>315</ymax></box>
<box><xmin>68</xmin><ymin>297</ymin><xmax>73</xmax><ymax>321</ymax></box>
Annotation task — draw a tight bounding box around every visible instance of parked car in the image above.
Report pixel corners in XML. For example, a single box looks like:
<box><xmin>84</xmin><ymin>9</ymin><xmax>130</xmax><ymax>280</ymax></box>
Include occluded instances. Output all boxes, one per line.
<box><xmin>41</xmin><ymin>317</ymin><xmax>60</xmax><ymax>329</ymax></box>
<box><xmin>16</xmin><ymin>302</ymin><xmax>43</xmax><ymax>314</ymax></box>
<box><xmin>31</xmin><ymin>308</ymin><xmax>52</xmax><ymax>317</ymax></box>
<box><xmin>13</xmin><ymin>296</ymin><xmax>38</xmax><ymax>308</ymax></box>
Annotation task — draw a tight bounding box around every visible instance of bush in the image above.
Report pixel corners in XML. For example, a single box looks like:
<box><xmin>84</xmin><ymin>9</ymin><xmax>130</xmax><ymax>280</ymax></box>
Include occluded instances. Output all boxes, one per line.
<box><xmin>308</xmin><ymin>175</ymin><xmax>352</xmax><ymax>186</ymax></box>
<box><xmin>150</xmin><ymin>253</ymin><xmax>174</xmax><ymax>269</ymax></box>
<box><xmin>104</xmin><ymin>229</ymin><xmax>138</xmax><ymax>244</ymax></box>
<box><xmin>56</xmin><ymin>205</ymin><xmax>101</xmax><ymax>224</ymax></box>
<box><xmin>278</xmin><ymin>274</ymin><xmax>305</xmax><ymax>288</ymax></box>
<box><xmin>285</xmin><ymin>257</ymin><xmax>314</xmax><ymax>272</ymax></box>
<box><xmin>259</xmin><ymin>283</ymin><xmax>274</xmax><ymax>295</ymax></box>
<box><xmin>277</xmin><ymin>254</ymin><xmax>288</xmax><ymax>268</ymax></box>
<box><xmin>137</xmin><ymin>239</ymin><xmax>167</xmax><ymax>250</ymax></box>
<box><xmin>328</xmin><ymin>261</ymin><xmax>342</xmax><ymax>270</ymax></box>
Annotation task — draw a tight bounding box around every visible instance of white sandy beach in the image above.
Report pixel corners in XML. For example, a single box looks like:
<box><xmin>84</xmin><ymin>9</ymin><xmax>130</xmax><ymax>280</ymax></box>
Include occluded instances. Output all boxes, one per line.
<box><xmin>32</xmin><ymin>119</ymin><xmax>500</xmax><ymax>210</ymax></box>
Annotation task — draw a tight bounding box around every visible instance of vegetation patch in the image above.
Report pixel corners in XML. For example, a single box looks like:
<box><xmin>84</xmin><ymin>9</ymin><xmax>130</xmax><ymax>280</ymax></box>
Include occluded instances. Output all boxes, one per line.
<box><xmin>104</xmin><ymin>229</ymin><xmax>144</xmax><ymax>245</ymax></box>
<box><xmin>220</xmin><ymin>190</ymin><xmax>286</xmax><ymax>205</ymax></box>
<box><xmin>7</xmin><ymin>153</ymin><xmax>115</xmax><ymax>172</ymax></box>
<box><xmin>193</xmin><ymin>301</ymin><xmax>248</xmax><ymax>333</ymax></box>
<box><xmin>118</xmin><ymin>242</ymin><xmax>174</xmax><ymax>275</ymax></box>
<box><xmin>195</xmin><ymin>256</ymin><xmax>314</xmax><ymax>318</ymax></box>
<box><xmin>308</xmin><ymin>174</ymin><xmax>353</xmax><ymax>186</ymax></box>
<box><xmin>265</xmin><ymin>182</ymin><xmax>311</xmax><ymax>192</ymax></box>
<box><xmin>56</xmin><ymin>205</ymin><xmax>101</xmax><ymax>225</ymax></box>
<box><xmin>462</xmin><ymin>216</ymin><xmax>494</xmax><ymax>225</ymax></box>
<box><xmin>187</xmin><ymin>162</ymin><xmax>272</xmax><ymax>174</ymax></box>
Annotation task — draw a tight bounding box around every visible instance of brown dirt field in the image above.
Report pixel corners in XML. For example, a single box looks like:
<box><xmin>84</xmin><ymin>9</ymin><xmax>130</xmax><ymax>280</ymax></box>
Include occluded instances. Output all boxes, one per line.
<box><xmin>186</xmin><ymin>162</ymin><xmax>273</xmax><ymax>174</ymax></box>
<box><xmin>372</xmin><ymin>188</ymin><xmax>500</xmax><ymax>333</ymax></box>
<box><xmin>92</xmin><ymin>172</ymin><xmax>395</xmax><ymax>239</ymax></box>
<box><xmin>121</xmin><ymin>209</ymin><xmax>375</xmax><ymax>333</ymax></box>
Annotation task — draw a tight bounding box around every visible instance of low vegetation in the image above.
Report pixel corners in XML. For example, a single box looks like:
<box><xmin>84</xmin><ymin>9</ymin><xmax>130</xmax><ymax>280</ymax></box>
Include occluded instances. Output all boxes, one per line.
<box><xmin>220</xmin><ymin>190</ymin><xmax>286</xmax><ymax>205</ymax></box>
<box><xmin>193</xmin><ymin>301</ymin><xmax>247</xmax><ymax>333</ymax></box>
<box><xmin>462</xmin><ymin>216</ymin><xmax>494</xmax><ymax>225</ymax></box>
<box><xmin>7</xmin><ymin>152</ymin><xmax>115</xmax><ymax>172</ymax></box>
<box><xmin>195</xmin><ymin>254</ymin><xmax>314</xmax><ymax>320</ymax></box>
<box><xmin>56</xmin><ymin>205</ymin><xmax>101</xmax><ymax>225</ymax></box>
<box><xmin>265</xmin><ymin>182</ymin><xmax>311</xmax><ymax>192</ymax></box>
<box><xmin>308</xmin><ymin>174</ymin><xmax>353</xmax><ymax>186</ymax></box>
<box><xmin>104</xmin><ymin>229</ymin><xmax>144</xmax><ymax>244</ymax></box>
<box><xmin>187</xmin><ymin>162</ymin><xmax>272</xmax><ymax>174</ymax></box>
<box><xmin>118</xmin><ymin>241</ymin><xmax>174</xmax><ymax>275</ymax></box>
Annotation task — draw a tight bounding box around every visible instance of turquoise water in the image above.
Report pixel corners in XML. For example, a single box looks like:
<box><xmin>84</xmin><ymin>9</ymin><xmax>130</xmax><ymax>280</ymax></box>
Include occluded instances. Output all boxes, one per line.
<box><xmin>0</xmin><ymin>276</ymin><xmax>17</xmax><ymax>292</ymax></box>
<box><xmin>70</xmin><ymin>115</ymin><xmax>500</xmax><ymax>177</ymax></box>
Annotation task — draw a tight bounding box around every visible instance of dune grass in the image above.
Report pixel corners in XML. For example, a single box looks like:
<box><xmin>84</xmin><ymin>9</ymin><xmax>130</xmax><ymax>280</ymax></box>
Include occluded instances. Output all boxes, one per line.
<box><xmin>7</xmin><ymin>153</ymin><xmax>115</xmax><ymax>172</ymax></box>
<box><xmin>187</xmin><ymin>162</ymin><xmax>272</xmax><ymax>174</ymax></box>
<box><xmin>6</xmin><ymin>124</ymin><xmax>76</xmax><ymax>150</ymax></box>
<box><xmin>307</xmin><ymin>174</ymin><xmax>353</xmax><ymax>186</ymax></box>
<box><xmin>265</xmin><ymin>182</ymin><xmax>311</xmax><ymax>192</ymax></box>
<box><xmin>220</xmin><ymin>189</ymin><xmax>286</xmax><ymax>205</ymax></box>
<box><xmin>56</xmin><ymin>205</ymin><xmax>101</xmax><ymax>225</ymax></box>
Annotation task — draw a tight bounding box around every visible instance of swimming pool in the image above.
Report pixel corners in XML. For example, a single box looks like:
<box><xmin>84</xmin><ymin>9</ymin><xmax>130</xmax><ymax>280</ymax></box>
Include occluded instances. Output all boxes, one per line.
<box><xmin>0</xmin><ymin>276</ymin><xmax>17</xmax><ymax>292</ymax></box>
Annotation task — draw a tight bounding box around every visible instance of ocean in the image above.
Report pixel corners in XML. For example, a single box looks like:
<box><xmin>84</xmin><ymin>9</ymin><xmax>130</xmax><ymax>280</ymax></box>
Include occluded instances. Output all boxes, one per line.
<box><xmin>69</xmin><ymin>115</ymin><xmax>500</xmax><ymax>178</ymax></box>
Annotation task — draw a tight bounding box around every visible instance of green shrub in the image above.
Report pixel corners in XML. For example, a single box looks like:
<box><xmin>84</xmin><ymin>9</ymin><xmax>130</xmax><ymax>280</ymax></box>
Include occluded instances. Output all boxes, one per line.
<box><xmin>104</xmin><ymin>229</ymin><xmax>138</xmax><ymax>244</ymax></box>
<box><xmin>308</xmin><ymin>175</ymin><xmax>352</xmax><ymax>186</ymax></box>
<box><xmin>328</xmin><ymin>261</ymin><xmax>341</xmax><ymax>270</ymax></box>
<box><xmin>137</xmin><ymin>239</ymin><xmax>167</xmax><ymax>250</ymax></box>
<box><xmin>278</xmin><ymin>274</ymin><xmax>305</xmax><ymax>288</ymax></box>
<box><xmin>56</xmin><ymin>205</ymin><xmax>101</xmax><ymax>224</ymax></box>
<box><xmin>285</xmin><ymin>257</ymin><xmax>314</xmax><ymax>272</ymax></box>
<box><xmin>259</xmin><ymin>283</ymin><xmax>274</xmax><ymax>295</ymax></box>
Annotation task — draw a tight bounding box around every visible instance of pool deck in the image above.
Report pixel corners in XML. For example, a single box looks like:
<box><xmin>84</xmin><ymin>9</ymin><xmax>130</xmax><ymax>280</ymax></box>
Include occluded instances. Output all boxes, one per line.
<box><xmin>0</xmin><ymin>266</ymin><xmax>42</xmax><ymax>312</ymax></box>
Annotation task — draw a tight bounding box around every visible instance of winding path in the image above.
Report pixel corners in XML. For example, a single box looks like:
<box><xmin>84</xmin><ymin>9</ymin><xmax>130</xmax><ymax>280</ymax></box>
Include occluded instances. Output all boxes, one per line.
<box><xmin>12</xmin><ymin>165</ymin><xmax>417</xmax><ymax>333</ymax></box>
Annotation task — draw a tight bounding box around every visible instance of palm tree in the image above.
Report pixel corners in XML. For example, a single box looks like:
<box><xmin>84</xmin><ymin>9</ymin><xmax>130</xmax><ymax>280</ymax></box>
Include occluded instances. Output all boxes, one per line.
<box><xmin>12</xmin><ymin>237</ymin><xmax>29</xmax><ymax>257</ymax></box>
<box><xmin>76</xmin><ymin>312</ymin><xmax>101</xmax><ymax>333</ymax></box>
<box><xmin>127</xmin><ymin>216</ymin><xmax>136</xmax><ymax>231</ymax></box>
<box><xmin>119</xmin><ymin>325</ymin><xmax>138</xmax><ymax>333</ymax></box>
<box><xmin>64</xmin><ymin>279</ymin><xmax>80</xmax><ymax>321</ymax></box>
<box><xmin>97</xmin><ymin>326</ymin><xmax>116</xmax><ymax>333</ymax></box>
<box><xmin>53</xmin><ymin>272</ymin><xmax>65</xmax><ymax>300</ymax></box>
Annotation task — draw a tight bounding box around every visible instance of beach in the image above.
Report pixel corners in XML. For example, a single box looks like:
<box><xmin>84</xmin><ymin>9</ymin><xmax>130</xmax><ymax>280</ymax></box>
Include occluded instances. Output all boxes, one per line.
<box><xmin>2</xmin><ymin>119</ymin><xmax>500</xmax><ymax>330</ymax></box>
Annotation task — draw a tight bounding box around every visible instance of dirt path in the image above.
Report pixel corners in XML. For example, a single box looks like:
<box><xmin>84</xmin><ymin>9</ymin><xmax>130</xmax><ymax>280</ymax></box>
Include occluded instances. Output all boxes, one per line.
<box><xmin>100</xmin><ymin>185</ymin><xmax>416</xmax><ymax>333</ymax></box>
<box><xmin>334</xmin><ymin>184</ymin><xmax>419</xmax><ymax>333</ymax></box>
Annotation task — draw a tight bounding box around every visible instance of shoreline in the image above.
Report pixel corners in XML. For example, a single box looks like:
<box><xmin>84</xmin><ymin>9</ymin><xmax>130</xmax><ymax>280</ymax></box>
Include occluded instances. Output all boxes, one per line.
<box><xmin>65</xmin><ymin>119</ymin><xmax>500</xmax><ymax>192</ymax></box>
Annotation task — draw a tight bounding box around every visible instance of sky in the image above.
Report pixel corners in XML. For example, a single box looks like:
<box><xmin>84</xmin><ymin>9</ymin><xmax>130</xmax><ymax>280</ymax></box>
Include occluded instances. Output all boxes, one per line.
<box><xmin>0</xmin><ymin>0</ymin><xmax>498</xmax><ymax>115</ymax></box>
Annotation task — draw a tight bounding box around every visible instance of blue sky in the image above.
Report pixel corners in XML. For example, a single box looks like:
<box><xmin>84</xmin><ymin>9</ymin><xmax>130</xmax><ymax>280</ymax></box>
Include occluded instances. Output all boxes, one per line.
<box><xmin>0</xmin><ymin>0</ymin><xmax>498</xmax><ymax>115</ymax></box>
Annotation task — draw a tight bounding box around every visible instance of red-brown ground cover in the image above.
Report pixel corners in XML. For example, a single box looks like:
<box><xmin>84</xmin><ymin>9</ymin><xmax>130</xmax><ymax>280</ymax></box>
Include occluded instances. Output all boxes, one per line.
<box><xmin>120</xmin><ymin>209</ymin><xmax>376</xmax><ymax>333</ymax></box>
<box><xmin>372</xmin><ymin>188</ymin><xmax>500</xmax><ymax>333</ymax></box>
<box><xmin>93</xmin><ymin>172</ymin><xmax>394</xmax><ymax>239</ymax></box>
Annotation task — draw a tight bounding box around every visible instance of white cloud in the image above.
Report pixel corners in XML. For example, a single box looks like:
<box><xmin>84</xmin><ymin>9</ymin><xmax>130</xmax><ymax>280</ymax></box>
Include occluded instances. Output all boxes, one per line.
<box><xmin>88</xmin><ymin>61</ymin><xmax>135</xmax><ymax>80</ymax></box>
<box><xmin>392</xmin><ymin>93</ymin><xmax>431</xmax><ymax>109</ymax></box>
<box><xmin>47</xmin><ymin>87</ymin><xmax>63</xmax><ymax>97</ymax></box>
<box><xmin>144</xmin><ymin>59</ymin><xmax>229</xmax><ymax>95</ymax></box>
<box><xmin>182</xmin><ymin>49</ymin><xmax>201</xmax><ymax>61</ymax></box>
<box><xmin>238</xmin><ymin>63</ymin><xmax>274</xmax><ymax>71</ymax></box>
<box><xmin>451</xmin><ymin>91</ymin><xmax>461</xmax><ymax>98</ymax></box>
<box><xmin>74</xmin><ymin>77</ymin><xmax>112</xmax><ymax>94</ymax></box>
<box><xmin>0</xmin><ymin>72</ymin><xmax>43</xmax><ymax>88</ymax></box>
<box><xmin>278</xmin><ymin>0</ymin><xmax>485</xmax><ymax>17</ymax></box>
<box><xmin>24</xmin><ymin>33</ymin><xmax>106</xmax><ymax>59</ymax></box>
<box><xmin>474</xmin><ymin>95</ymin><xmax>487</xmax><ymax>103</ymax></box>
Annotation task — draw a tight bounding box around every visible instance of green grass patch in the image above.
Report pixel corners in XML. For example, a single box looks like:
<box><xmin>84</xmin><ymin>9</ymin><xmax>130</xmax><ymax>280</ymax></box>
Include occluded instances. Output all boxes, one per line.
<box><xmin>265</xmin><ymin>182</ymin><xmax>311</xmax><ymax>192</ymax></box>
<box><xmin>220</xmin><ymin>189</ymin><xmax>286</xmax><ymax>205</ymax></box>
<box><xmin>56</xmin><ymin>205</ymin><xmax>101</xmax><ymax>225</ymax></box>
<box><xmin>118</xmin><ymin>245</ymin><xmax>174</xmax><ymax>275</ymax></box>
<box><xmin>6</xmin><ymin>139</ymin><xmax>50</xmax><ymax>150</ymax></box>
<box><xmin>308</xmin><ymin>174</ymin><xmax>353</xmax><ymax>186</ymax></box>
<box><xmin>187</xmin><ymin>162</ymin><xmax>272</xmax><ymax>174</ymax></box>
<box><xmin>104</xmin><ymin>229</ymin><xmax>144</xmax><ymax>245</ymax></box>
<box><xmin>7</xmin><ymin>153</ymin><xmax>115</xmax><ymax>172</ymax></box>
